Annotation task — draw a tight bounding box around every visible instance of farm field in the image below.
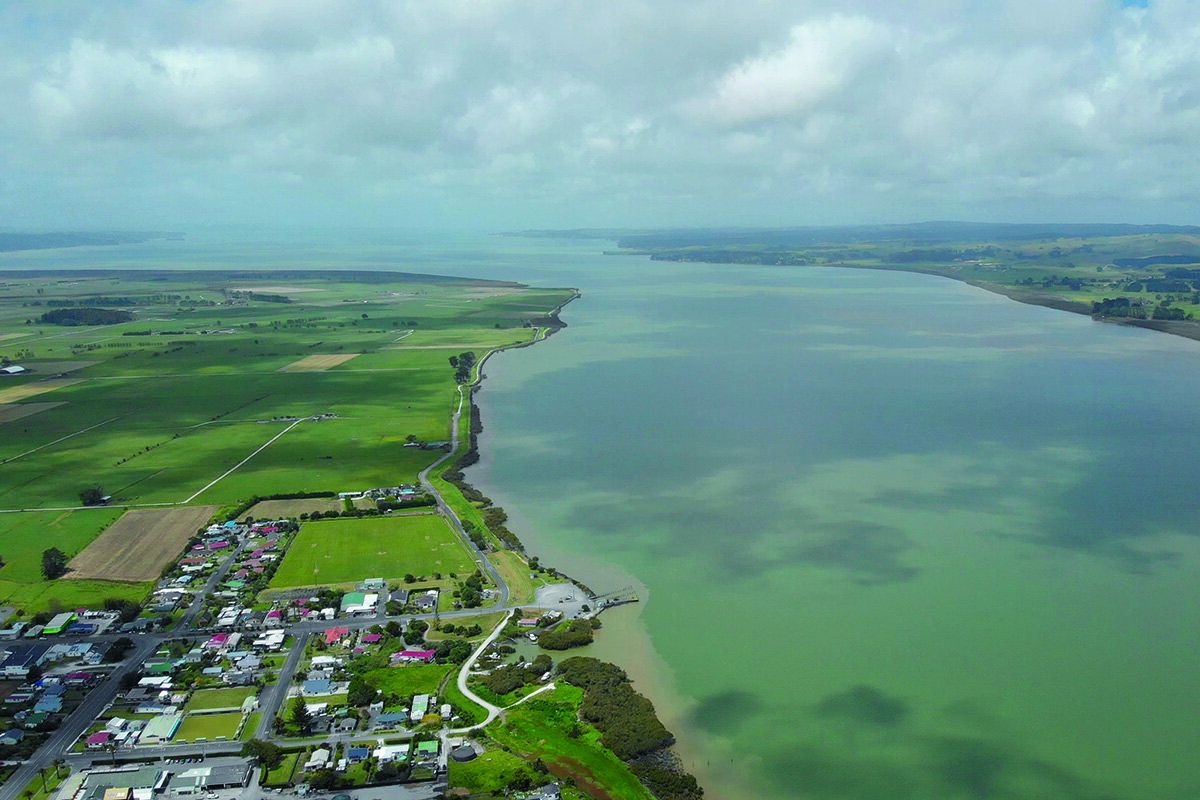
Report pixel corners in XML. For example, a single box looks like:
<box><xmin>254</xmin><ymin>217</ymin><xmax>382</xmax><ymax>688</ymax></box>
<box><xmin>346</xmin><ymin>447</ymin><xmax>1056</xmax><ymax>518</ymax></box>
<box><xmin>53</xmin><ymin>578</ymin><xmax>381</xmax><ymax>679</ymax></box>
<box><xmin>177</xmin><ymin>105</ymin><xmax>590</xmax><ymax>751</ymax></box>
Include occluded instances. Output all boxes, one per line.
<box><xmin>66</xmin><ymin>506</ymin><xmax>217</xmax><ymax>582</ymax></box>
<box><xmin>0</xmin><ymin>268</ymin><xmax>574</xmax><ymax>614</ymax></box>
<box><xmin>268</xmin><ymin>514</ymin><xmax>475</xmax><ymax>589</ymax></box>
<box><xmin>247</xmin><ymin>497</ymin><xmax>372</xmax><ymax>518</ymax></box>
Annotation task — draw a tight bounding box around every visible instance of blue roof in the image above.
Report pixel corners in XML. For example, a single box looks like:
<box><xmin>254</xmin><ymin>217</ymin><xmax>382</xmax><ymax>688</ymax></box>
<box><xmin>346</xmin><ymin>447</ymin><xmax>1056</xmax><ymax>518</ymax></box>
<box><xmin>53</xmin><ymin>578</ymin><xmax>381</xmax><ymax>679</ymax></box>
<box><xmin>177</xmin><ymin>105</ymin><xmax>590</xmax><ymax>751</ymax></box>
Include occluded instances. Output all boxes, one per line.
<box><xmin>347</xmin><ymin>747</ymin><xmax>369</xmax><ymax>758</ymax></box>
<box><xmin>223</xmin><ymin>520</ymin><xmax>238</xmax><ymax>528</ymax></box>
<box><xmin>304</xmin><ymin>679</ymin><xmax>332</xmax><ymax>694</ymax></box>
<box><xmin>376</xmin><ymin>711</ymin><xmax>408</xmax><ymax>723</ymax></box>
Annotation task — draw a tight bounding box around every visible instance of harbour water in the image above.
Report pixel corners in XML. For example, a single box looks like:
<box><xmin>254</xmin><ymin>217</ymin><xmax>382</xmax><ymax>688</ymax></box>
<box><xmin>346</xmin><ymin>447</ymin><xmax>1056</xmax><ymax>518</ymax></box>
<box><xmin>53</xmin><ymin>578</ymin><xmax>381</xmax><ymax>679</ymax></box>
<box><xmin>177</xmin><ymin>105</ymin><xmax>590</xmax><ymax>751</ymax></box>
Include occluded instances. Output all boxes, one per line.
<box><xmin>6</xmin><ymin>230</ymin><xmax>1200</xmax><ymax>799</ymax></box>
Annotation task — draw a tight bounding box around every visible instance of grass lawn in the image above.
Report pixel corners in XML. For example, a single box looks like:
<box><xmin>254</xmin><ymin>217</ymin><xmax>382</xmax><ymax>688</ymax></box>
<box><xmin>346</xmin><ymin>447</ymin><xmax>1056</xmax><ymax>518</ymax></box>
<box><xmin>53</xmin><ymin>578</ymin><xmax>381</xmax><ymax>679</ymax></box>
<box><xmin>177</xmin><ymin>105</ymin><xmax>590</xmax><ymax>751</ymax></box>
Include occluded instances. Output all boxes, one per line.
<box><xmin>18</xmin><ymin>765</ymin><xmax>69</xmax><ymax>800</ymax></box>
<box><xmin>269</xmin><ymin>514</ymin><xmax>475</xmax><ymax>589</ymax></box>
<box><xmin>428</xmin><ymin>611</ymin><xmax>506</xmax><ymax>641</ymax></box>
<box><xmin>363</xmin><ymin>663</ymin><xmax>452</xmax><ymax>698</ymax></box>
<box><xmin>487</xmin><ymin>686</ymin><xmax>655</xmax><ymax>800</ymax></box>
<box><xmin>262</xmin><ymin>751</ymin><xmax>300</xmax><ymax>787</ymax></box>
<box><xmin>240</xmin><ymin>713</ymin><xmax>262</xmax><ymax>741</ymax></box>
<box><xmin>186</xmin><ymin>687</ymin><xmax>255</xmax><ymax>712</ymax></box>
<box><xmin>442</xmin><ymin>676</ymin><xmax>489</xmax><ymax>726</ymax></box>
<box><xmin>449</xmin><ymin>749</ymin><xmax>534</xmax><ymax>794</ymax></box>
<box><xmin>175</xmin><ymin>712</ymin><xmax>243</xmax><ymax>741</ymax></box>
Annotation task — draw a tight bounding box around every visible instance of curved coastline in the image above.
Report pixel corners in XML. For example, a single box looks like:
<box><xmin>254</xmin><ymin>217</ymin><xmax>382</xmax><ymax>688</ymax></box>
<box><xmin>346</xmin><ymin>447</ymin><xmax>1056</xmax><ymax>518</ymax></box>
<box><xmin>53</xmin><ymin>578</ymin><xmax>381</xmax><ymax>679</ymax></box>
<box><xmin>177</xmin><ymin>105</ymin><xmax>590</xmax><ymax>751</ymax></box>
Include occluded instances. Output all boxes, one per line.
<box><xmin>448</xmin><ymin>288</ymin><xmax>712</xmax><ymax>799</ymax></box>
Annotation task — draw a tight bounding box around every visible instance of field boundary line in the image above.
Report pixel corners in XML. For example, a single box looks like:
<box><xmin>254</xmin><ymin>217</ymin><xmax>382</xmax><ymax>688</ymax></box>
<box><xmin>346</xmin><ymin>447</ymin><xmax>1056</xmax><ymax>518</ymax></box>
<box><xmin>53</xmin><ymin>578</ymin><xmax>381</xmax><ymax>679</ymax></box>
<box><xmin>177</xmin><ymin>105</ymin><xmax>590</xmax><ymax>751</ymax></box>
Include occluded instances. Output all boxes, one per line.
<box><xmin>0</xmin><ymin>414</ymin><xmax>127</xmax><ymax>465</ymax></box>
<box><xmin>183</xmin><ymin>417</ymin><xmax>306</xmax><ymax>503</ymax></box>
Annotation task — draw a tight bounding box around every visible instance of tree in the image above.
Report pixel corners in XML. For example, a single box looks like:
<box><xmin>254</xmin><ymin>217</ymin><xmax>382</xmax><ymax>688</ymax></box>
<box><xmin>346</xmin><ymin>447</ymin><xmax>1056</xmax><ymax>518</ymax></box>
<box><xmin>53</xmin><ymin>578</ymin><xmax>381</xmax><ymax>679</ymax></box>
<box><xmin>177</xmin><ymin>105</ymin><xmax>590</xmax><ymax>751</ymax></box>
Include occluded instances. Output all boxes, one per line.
<box><xmin>289</xmin><ymin>696</ymin><xmax>313</xmax><ymax>733</ymax></box>
<box><xmin>78</xmin><ymin>487</ymin><xmax>105</xmax><ymax>506</ymax></box>
<box><xmin>26</xmin><ymin>664</ymin><xmax>43</xmax><ymax>683</ymax></box>
<box><xmin>41</xmin><ymin>548</ymin><xmax>68</xmax><ymax>579</ymax></box>
<box><xmin>241</xmin><ymin>739</ymin><xmax>284</xmax><ymax>770</ymax></box>
<box><xmin>347</xmin><ymin>675</ymin><xmax>377</xmax><ymax>707</ymax></box>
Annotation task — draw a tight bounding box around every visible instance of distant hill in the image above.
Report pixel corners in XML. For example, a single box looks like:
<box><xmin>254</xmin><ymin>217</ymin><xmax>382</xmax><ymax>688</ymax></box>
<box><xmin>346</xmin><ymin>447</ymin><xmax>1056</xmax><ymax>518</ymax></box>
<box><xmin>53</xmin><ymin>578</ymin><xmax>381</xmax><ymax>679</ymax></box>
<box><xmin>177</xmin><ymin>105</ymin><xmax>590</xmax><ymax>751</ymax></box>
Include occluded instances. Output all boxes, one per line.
<box><xmin>513</xmin><ymin>222</ymin><xmax>1200</xmax><ymax>248</ymax></box>
<box><xmin>0</xmin><ymin>231</ymin><xmax>183</xmax><ymax>253</ymax></box>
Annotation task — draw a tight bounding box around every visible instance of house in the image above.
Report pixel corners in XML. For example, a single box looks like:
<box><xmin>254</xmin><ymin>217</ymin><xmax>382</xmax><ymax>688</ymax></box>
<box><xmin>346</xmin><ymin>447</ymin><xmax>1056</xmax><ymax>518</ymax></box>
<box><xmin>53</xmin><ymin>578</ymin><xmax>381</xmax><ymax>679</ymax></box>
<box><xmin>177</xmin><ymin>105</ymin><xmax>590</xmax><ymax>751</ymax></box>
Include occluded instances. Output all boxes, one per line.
<box><xmin>346</xmin><ymin>746</ymin><xmax>370</xmax><ymax>763</ymax></box>
<box><xmin>0</xmin><ymin>622</ymin><xmax>28</xmax><ymax>640</ymax></box>
<box><xmin>413</xmin><ymin>590</ymin><xmax>438</xmax><ymax>611</ymax></box>
<box><xmin>414</xmin><ymin>740</ymin><xmax>439</xmax><ymax>763</ymax></box>
<box><xmin>304</xmin><ymin>748</ymin><xmax>331</xmax><ymax>772</ymax></box>
<box><xmin>87</xmin><ymin>731</ymin><xmax>115</xmax><ymax>749</ymax></box>
<box><xmin>374</xmin><ymin>710</ymin><xmax>407</xmax><ymax>728</ymax></box>
<box><xmin>22</xmin><ymin>711</ymin><xmax>49</xmax><ymax>730</ymax></box>
<box><xmin>374</xmin><ymin>743</ymin><xmax>409</xmax><ymax>763</ymax></box>
<box><xmin>33</xmin><ymin>695</ymin><xmax>63</xmax><ymax>713</ymax></box>
<box><xmin>361</xmin><ymin>633</ymin><xmax>382</xmax><ymax>645</ymax></box>
<box><xmin>324</xmin><ymin>627</ymin><xmax>350</xmax><ymax>646</ymax></box>
<box><xmin>0</xmin><ymin>729</ymin><xmax>24</xmax><ymax>746</ymax></box>
<box><xmin>518</xmin><ymin>618</ymin><xmax>540</xmax><ymax>628</ymax></box>
<box><xmin>390</xmin><ymin>589</ymin><xmax>409</xmax><ymax>606</ymax></box>
<box><xmin>303</xmin><ymin>679</ymin><xmax>332</xmax><ymax>695</ymax></box>
<box><xmin>410</xmin><ymin>694</ymin><xmax>430</xmax><ymax>720</ymax></box>
<box><xmin>391</xmin><ymin>650</ymin><xmax>436</xmax><ymax>664</ymax></box>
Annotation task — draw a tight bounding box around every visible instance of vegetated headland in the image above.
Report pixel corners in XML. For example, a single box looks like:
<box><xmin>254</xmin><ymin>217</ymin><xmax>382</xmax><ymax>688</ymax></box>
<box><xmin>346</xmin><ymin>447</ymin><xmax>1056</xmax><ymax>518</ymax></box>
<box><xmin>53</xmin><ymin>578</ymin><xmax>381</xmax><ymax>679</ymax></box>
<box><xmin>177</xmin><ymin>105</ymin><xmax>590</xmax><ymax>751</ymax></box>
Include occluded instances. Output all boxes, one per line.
<box><xmin>517</xmin><ymin>221</ymin><xmax>1200</xmax><ymax>342</ymax></box>
<box><xmin>0</xmin><ymin>260</ymin><xmax>698</xmax><ymax>800</ymax></box>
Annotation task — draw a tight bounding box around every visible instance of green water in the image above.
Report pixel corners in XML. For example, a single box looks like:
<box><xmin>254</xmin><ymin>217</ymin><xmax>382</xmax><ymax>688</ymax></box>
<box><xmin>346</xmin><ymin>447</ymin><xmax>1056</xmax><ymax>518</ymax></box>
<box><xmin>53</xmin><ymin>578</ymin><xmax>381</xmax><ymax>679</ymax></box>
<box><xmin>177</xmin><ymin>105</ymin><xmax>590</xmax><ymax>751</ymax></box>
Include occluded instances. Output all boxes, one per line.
<box><xmin>6</xmin><ymin>232</ymin><xmax>1200</xmax><ymax>798</ymax></box>
<box><xmin>466</xmin><ymin>252</ymin><xmax>1200</xmax><ymax>800</ymax></box>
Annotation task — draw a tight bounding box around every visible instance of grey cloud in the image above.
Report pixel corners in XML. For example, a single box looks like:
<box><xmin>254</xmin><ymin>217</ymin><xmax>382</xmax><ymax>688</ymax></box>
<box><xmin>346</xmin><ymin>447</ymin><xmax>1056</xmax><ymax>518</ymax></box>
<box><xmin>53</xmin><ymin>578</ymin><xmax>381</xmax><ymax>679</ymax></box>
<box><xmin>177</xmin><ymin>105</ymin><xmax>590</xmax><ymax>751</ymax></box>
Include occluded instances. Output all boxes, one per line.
<box><xmin>3</xmin><ymin>0</ymin><xmax>1200</xmax><ymax>227</ymax></box>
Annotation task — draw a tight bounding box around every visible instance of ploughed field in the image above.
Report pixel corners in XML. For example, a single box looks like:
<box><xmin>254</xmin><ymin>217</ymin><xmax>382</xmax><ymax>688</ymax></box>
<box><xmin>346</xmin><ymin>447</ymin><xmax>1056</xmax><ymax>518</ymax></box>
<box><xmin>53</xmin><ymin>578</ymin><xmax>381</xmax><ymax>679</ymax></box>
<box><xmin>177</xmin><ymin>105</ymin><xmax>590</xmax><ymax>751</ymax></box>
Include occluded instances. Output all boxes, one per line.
<box><xmin>0</xmin><ymin>269</ymin><xmax>573</xmax><ymax>612</ymax></box>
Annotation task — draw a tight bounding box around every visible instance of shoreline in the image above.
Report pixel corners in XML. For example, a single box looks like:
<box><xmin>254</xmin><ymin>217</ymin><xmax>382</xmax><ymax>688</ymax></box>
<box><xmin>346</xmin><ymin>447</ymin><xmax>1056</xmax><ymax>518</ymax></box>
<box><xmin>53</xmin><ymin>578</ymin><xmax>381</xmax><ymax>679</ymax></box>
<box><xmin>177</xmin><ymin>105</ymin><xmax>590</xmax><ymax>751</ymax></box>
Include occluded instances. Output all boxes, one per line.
<box><xmin>456</xmin><ymin>298</ymin><xmax>729</xmax><ymax>800</ymax></box>
<box><xmin>640</xmin><ymin>253</ymin><xmax>1200</xmax><ymax>345</ymax></box>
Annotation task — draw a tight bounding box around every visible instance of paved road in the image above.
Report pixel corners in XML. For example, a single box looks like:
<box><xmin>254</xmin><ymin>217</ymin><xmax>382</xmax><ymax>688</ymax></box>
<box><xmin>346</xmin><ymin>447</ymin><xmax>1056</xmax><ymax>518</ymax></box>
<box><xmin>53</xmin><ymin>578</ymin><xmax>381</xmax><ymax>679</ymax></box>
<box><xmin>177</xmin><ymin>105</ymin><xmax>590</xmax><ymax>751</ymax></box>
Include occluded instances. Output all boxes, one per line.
<box><xmin>253</xmin><ymin>632</ymin><xmax>310</xmax><ymax>740</ymax></box>
<box><xmin>417</xmin><ymin>384</ymin><xmax>510</xmax><ymax>610</ymax></box>
<box><xmin>0</xmin><ymin>635</ymin><xmax>158</xmax><ymax>800</ymax></box>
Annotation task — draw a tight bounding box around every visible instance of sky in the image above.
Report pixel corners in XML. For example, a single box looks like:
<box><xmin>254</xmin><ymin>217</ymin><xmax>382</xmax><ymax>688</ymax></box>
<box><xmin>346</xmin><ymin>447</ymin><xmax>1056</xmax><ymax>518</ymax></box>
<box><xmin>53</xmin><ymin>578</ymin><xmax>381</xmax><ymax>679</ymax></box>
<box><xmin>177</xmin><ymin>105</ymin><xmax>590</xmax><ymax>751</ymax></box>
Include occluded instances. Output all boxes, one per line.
<box><xmin>1</xmin><ymin>0</ymin><xmax>1198</xmax><ymax>230</ymax></box>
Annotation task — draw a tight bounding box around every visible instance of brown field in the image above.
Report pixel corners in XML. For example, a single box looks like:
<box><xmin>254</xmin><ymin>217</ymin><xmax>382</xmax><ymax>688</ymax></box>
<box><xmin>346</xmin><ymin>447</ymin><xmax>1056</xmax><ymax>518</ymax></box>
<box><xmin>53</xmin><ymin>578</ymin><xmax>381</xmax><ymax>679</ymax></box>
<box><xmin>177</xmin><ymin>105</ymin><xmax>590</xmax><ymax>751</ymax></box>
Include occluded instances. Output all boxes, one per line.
<box><xmin>66</xmin><ymin>505</ymin><xmax>217</xmax><ymax>582</ymax></box>
<box><xmin>238</xmin><ymin>286</ymin><xmax>319</xmax><ymax>293</ymax></box>
<box><xmin>249</xmin><ymin>498</ymin><xmax>343</xmax><ymax>517</ymax></box>
<box><xmin>20</xmin><ymin>361</ymin><xmax>98</xmax><ymax>374</ymax></box>
<box><xmin>278</xmin><ymin>353</ymin><xmax>361</xmax><ymax>372</ymax></box>
<box><xmin>0</xmin><ymin>379</ymin><xmax>84</xmax><ymax>404</ymax></box>
<box><xmin>0</xmin><ymin>402</ymin><xmax>65</xmax><ymax>424</ymax></box>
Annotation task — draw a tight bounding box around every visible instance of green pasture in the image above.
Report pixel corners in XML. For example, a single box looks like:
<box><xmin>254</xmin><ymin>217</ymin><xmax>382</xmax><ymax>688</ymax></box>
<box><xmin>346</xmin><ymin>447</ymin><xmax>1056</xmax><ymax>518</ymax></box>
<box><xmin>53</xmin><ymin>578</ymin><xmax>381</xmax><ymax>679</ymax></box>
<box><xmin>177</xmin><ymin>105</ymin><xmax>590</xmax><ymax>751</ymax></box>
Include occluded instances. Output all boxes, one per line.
<box><xmin>363</xmin><ymin>663</ymin><xmax>452</xmax><ymax>699</ymax></box>
<box><xmin>269</xmin><ymin>514</ymin><xmax>475</xmax><ymax>589</ymax></box>
<box><xmin>487</xmin><ymin>685</ymin><xmax>654</xmax><ymax>800</ymax></box>
<box><xmin>0</xmin><ymin>270</ymin><xmax>573</xmax><ymax>613</ymax></box>
<box><xmin>448</xmin><ymin>748</ymin><xmax>535</xmax><ymax>794</ymax></box>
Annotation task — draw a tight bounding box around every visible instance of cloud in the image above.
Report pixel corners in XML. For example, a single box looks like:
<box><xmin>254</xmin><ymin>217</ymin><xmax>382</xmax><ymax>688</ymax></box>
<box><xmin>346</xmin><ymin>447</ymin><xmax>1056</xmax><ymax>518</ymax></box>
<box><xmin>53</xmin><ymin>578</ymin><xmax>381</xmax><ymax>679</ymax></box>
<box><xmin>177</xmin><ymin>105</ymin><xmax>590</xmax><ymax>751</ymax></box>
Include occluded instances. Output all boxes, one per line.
<box><xmin>692</xmin><ymin>15</ymin><xmax>894</xmax><ymax>126</ymax></box>
<box><xmin>4</xmin><ymin>0</ymin><xmax>1200</xmax><ymax>227</ymax></box>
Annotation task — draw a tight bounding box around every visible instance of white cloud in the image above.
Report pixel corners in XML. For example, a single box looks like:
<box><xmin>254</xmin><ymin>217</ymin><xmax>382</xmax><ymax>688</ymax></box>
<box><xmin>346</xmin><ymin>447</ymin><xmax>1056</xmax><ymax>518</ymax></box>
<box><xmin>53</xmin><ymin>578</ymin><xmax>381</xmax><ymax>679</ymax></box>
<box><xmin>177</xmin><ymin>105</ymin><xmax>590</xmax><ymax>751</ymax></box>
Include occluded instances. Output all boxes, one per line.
<box><xmin>694</xmin><ymin>15</ymin><xmax>894</xmax><ymax>126</ymax></box>
<box><xmin>3</xmin><ymin>0</ymin><xmax>1200</xmax><ymax>227</ymax></box>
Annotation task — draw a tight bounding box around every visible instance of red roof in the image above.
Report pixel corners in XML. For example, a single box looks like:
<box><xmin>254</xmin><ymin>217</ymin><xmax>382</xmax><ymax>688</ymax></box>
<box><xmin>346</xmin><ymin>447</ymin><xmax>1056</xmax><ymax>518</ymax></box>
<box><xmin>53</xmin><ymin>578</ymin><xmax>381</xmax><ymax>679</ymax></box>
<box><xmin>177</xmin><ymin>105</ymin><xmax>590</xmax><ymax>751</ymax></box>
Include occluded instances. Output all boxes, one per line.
<box><xmin>87</xmin><ymin>732</ymin><xmax>113</xmax><ymax>745</ymax></box>
<box><xmin>325</xmin><ymin>627</ymin><xmax>350</xmax><ymax>645</ymax></box>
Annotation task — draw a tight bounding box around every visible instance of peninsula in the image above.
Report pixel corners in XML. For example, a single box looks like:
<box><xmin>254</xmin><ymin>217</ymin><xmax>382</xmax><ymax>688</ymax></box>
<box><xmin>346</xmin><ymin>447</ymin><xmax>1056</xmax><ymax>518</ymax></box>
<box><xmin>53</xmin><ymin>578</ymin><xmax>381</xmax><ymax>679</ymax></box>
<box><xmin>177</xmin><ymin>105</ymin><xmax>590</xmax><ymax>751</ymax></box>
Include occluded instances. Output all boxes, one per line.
<box><xmin>0</xmin><ymin>267</ymin><xmax>697</xmax><ymax>800</ymax></box>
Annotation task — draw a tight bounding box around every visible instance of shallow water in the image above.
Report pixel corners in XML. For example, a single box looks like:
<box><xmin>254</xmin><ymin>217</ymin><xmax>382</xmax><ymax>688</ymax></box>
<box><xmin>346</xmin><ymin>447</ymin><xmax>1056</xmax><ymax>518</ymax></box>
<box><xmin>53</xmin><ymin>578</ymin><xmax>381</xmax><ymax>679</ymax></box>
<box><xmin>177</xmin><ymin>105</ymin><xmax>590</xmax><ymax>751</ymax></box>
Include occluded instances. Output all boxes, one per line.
<box><xmin>8</xmin><ymin>231</ymin><xmax>1200</xmax><ymax>799</ymax></box>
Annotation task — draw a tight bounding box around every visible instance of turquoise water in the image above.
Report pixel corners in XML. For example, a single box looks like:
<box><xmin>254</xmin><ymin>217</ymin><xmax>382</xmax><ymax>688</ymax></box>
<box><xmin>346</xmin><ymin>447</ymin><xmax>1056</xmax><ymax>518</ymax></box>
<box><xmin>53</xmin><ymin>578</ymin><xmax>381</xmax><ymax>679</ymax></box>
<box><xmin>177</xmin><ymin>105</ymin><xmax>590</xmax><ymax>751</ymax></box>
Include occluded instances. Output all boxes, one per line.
<box><xmin>7</xmin><ymin>232</ymin><xmax>1200</xmax><ymax>798</ymax></box>
<box><xmin>462</xmin><ymin>248</ymin><xmax>1200</xmax><ymax>800</ymax></box>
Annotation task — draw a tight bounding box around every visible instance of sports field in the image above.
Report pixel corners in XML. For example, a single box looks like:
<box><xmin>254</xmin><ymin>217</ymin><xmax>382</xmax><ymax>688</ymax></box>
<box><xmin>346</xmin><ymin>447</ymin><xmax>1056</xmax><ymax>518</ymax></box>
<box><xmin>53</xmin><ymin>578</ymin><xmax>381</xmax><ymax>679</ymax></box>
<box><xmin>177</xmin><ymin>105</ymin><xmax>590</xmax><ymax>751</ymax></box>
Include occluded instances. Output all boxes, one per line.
<box><xmin>175</xmin><ymin>713</ymin><xmax>243</xmax><ymax>741</ymax></box>
<box><xmin>269</xmin><ymin>514</ymin><xmax>475</xmax><ymax>589</ymax></box>
<box><xmin>66</xmin><ymin>506</ymin><xmax>217</xmax><ymax>581</ymax></box>
<box><xmin>186</xmin><ymin>687</ymin><xmax>256</xmax><ymax>712</ymax></box>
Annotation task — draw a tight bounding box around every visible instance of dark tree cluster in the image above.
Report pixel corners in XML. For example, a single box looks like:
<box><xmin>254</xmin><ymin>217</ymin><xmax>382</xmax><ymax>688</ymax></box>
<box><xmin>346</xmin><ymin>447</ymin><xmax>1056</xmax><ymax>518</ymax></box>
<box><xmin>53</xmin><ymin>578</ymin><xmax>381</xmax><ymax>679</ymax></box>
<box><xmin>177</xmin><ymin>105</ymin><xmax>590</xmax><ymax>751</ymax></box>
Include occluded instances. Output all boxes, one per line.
<box><xmin>40</xmin><ymin>307</ymin><xmax>133</xmax><ymax>325</ymax></box>
<box><xmin>557</xmin><ymin>657</ymin><xmax>675</xmax><ymax>760</ymax></box>
<box><xmin>537</xmin><ymin>618</ymin><xmax>600</xmax><ymax>651</ymax></box>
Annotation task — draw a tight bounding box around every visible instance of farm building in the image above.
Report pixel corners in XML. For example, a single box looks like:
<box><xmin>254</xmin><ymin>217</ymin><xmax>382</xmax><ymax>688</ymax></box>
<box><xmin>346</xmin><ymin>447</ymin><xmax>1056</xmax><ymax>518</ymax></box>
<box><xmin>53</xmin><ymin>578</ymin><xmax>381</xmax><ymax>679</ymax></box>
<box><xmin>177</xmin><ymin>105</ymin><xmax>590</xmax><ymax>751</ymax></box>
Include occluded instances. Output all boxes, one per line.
<box><xmin>0</xmin><ymin>365</ymin><xmax>27</xmax><ymax>374</ymax></box>
<box><xmin>340</xmin><ymin>592</ymin><xmax>378</xmax><ymax>615</ymax></box>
